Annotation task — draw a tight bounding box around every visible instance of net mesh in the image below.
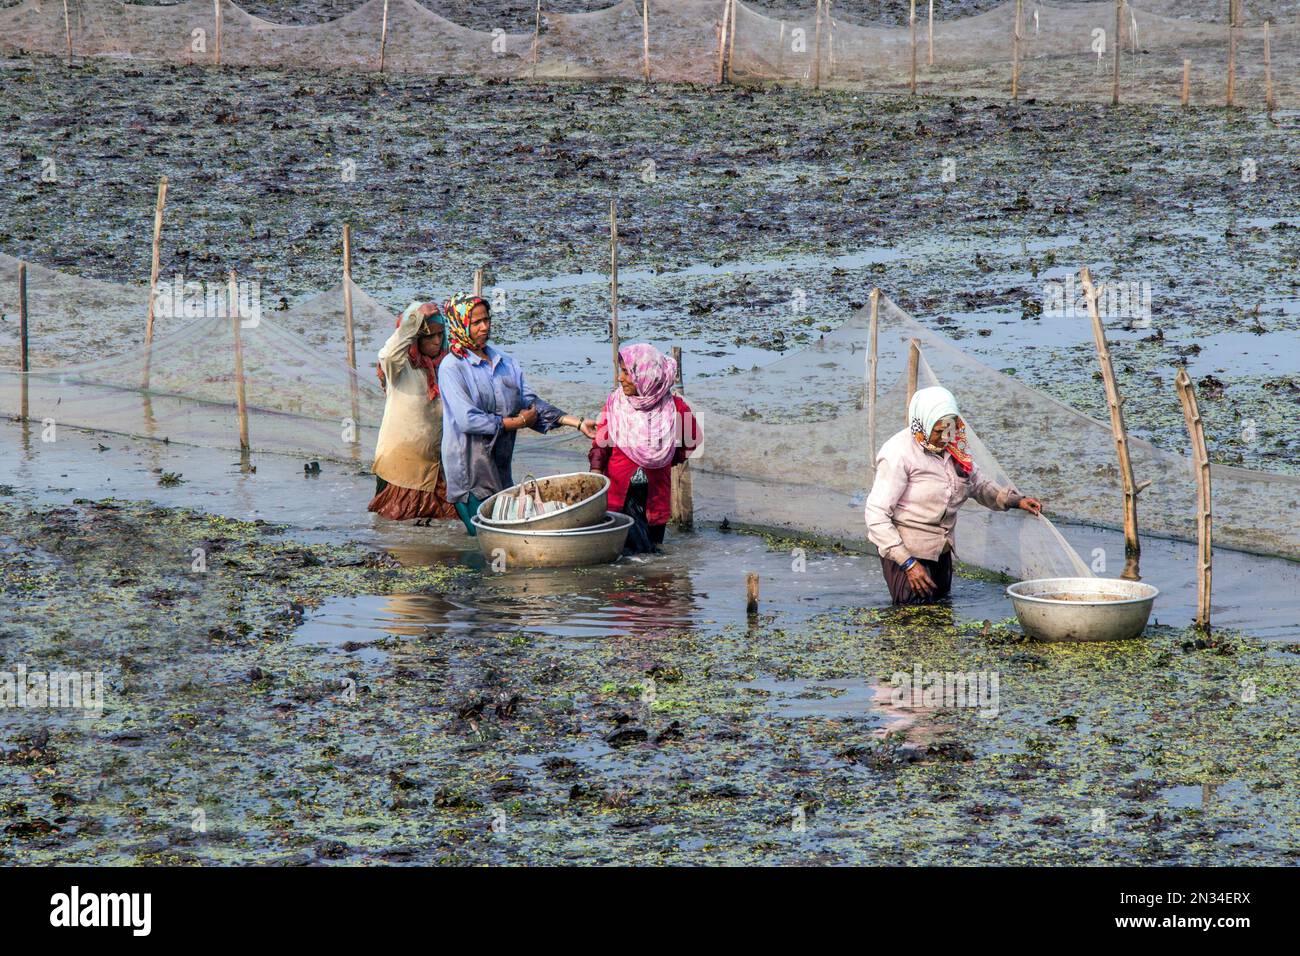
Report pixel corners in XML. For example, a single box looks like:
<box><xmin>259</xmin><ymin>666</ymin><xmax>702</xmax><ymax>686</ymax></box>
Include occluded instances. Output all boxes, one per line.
<box><xmin>0</xmin><ymin>0</ymin><xmax>1293</xmax><ymax>108</ymax></box>
<box><xmin>4</xmin><ymin>253</ymin><xmax>1299</xmax><ymax>580</ymax></box>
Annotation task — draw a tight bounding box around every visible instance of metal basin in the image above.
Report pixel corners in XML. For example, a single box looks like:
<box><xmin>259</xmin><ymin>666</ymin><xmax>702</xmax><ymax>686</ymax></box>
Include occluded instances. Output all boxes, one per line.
<box><xmin>1006</xmin><ymin>577</ymin><xmax>1159</xmax><ymax>642</ymax></box>
<box><xmin>477</xmin><ymin>472</ymin><xmax>610</xmax><ymax>531</ymax></box>
<box><xmin>471</xmin><ymin>511</ymin><xmax>632</xmax><ymax>569</ymax></box>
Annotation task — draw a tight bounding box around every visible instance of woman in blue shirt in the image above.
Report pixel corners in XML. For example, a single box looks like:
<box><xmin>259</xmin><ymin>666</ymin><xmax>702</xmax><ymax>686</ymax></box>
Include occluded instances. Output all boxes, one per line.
<box><xmin>438</xmin><ymin>292</ymin><xmax>597</xmax><ymax>535</ymax></box>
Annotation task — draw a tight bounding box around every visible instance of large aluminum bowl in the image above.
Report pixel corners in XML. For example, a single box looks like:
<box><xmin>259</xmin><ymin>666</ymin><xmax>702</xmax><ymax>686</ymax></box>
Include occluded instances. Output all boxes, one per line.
<box><xmin>477</xmin><ymin>472</ymin><xmax>610</xmax><ymax>532</ymax></box>
<box><xmin>1007</xmin><ymin>577</ymin><xmax>1159</xmax><ymax>642</ymax></box>
<box><xmin>471</xmin><ymin>511</ymin><xmax>632</xmax><ymax>569</ymax></box>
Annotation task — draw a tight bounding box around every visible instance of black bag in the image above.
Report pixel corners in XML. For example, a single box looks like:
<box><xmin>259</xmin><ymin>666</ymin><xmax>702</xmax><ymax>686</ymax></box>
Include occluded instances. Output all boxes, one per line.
<box><xmin>622</xmin><ymin>479</ymin><xmax>654</xmax><ymax>555</ymax></box>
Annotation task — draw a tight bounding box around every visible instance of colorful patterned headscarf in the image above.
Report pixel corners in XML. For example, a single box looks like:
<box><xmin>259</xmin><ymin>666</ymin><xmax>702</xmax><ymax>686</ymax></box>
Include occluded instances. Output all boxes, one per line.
<box><xmin>442</xmin><ymin>293</ymin><xmax>489</xmax><ymax>359</ymax></box>
<box><xmin>601</xmin><ymin>343</ymin><xmax>680</xmax><ymax>470</ymax></box>
<box><xmin>908</xmin><ymin>385</ymin><xmax>974</xmax><ymax>475</ymax></box>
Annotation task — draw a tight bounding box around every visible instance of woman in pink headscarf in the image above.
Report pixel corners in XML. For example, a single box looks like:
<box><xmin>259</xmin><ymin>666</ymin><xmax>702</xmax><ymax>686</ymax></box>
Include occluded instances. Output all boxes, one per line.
<box><xmin>589</xmin><ymin>343</ymin><xmax>702</xmax><ymax>550</ymax></box>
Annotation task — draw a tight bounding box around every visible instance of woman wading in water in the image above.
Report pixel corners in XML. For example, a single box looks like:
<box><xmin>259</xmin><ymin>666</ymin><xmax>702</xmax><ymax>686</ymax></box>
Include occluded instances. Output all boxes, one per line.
<box><xmin>368</xmin><ymin>301</ymin><xmax>459</xmax><ymax>525</ymax></box>
<box><xmin>437</xmin><ymin>293</ymin><xmax>596</xmax><ymax>535</ymax></box>
<box><xmin>866</xmin><ymin>386</ymin><xmax>1042</xmax><ymax>605</ymax></box>
<box><xmin>588</xmin><ymin>343</ymin><xmax>700</xmax><ymax>552</ymax></box>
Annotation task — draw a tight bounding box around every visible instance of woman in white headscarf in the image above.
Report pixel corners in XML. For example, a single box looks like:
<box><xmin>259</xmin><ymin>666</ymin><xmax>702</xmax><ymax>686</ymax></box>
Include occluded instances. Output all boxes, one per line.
<box><xmin>865</xmin><ymin>385</ymin><xmax>1043</xmax><ymax>605</ymax></box>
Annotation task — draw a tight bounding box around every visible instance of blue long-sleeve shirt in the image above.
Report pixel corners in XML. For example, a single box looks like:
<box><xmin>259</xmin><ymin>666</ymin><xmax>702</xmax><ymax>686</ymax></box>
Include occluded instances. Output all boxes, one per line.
<box><xmin>437</xmin><ymin>345</ymin><xmax>566</xmax><ymax>502</ymax></box>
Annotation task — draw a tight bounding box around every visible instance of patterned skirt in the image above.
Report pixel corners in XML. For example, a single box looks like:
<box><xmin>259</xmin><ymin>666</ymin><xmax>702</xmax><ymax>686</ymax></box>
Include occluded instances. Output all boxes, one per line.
<box><xmin>367</xmin><ymin>472</ymin><xmax>459</xmax><ymax>522</ymax></box>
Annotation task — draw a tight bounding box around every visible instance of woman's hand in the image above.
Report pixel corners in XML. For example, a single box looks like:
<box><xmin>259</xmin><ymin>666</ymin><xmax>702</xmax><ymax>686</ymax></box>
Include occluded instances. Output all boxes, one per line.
<box><xmin>905</xmin><ymin>561</ymin><xmax>936</xmax><ymax>598</ymax></box>
<box><xmin>1017</xmin><ymin>496</ymin><xmax>1044</xmax><ymax>516</ymax></box>
<box><xmin>578</xmin><ymin>418</ymin><xmax>598</xmax><ymax>440</ymax></box>
<box><xmin>516</xmin><ymin>406</ymin><xmax>539</xmax><ymax>429</ymax></box>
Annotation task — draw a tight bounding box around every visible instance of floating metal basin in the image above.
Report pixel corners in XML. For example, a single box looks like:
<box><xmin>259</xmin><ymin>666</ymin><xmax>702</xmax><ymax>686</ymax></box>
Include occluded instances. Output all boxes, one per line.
<box><xmin>477</xmin><ymin>472</ymin><xmax>610</xmax><ymax>531</ymax></box>
<box><xmin>1007</xmin><ymin>577</ymin><xmax>1159</xmax><ymax>642</ymax></box>
<box><xmin>471</xmin><ymin>511</ymin><xmax>632</xmax><ymax>569</ymax></box>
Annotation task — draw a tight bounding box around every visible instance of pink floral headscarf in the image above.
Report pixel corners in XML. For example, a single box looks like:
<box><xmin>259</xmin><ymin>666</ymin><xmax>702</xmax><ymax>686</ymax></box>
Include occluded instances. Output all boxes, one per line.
<box><xmin>602</xmin><ymin>343</ymin><xmax>679</xmax><ymax>469</ymax></box>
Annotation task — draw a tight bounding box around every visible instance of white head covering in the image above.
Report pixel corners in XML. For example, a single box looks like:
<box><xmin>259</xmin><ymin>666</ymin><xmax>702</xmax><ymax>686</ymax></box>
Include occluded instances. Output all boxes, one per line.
<box><xmin>908</xmin><ymin>385</ymin><xmax>961</xmax><ymax>440</ymax></box>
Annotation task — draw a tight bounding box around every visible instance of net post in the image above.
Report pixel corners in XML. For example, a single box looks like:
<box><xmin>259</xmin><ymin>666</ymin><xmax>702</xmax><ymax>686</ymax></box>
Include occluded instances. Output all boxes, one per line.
<box><xmin>1181</xmin><ymin>58</ymin><xmax>1191</xmax><ymax>107</ymax></box>
<box><xmin>1011</xmin><ymin>0</ymin><xmax>1022</xmax><ymax>100</ymax></box>
<box><xmin>642</xmin><ymin>0</ymin><xmax>651</xmax><ymax>84</ymax></box>
<box><xmin>906</xmin><ymin>338</ymin><xmax>920</xmax><ymax>411</ymax></box>
<box><xmin>826</xmin><ymin>0</ymin><xmax>833</xmax><ymax>82</ymax></box>
<box><xmin>927</xmin><ymin>0</ymin><xmax>934</xmax><ymax>67</ymax></box>
<box><xmin>813</xmin><ymin>0</ymin><xmax>823</xmax><ymax>90</ymax></box>
<box><xmin>1111</xmin><ymin>0</ymin><xmax>1122</xmax><ymax>106</ymax></box>
<box><xmin>473</xmin><ymin>267</ymin><xmax>483</xmax><ymax>298</ymax></box>
<box><xmin>609</xmin><ymin>197</ymin><xmax>620</xmax><ymax>387</ymax></box>
<box><xmin>343</xmin><ymin>225</ymin><xmax>360</xmax><ymax>457</ymax></box>
<box><xmin>1226</xmin><ymin>0</ymin><xmax>1237</xmax><ymax>108</ymax></box>
<box><xmin>379</xmin><ymin>0</ymin><xmax>390</xmax><ymax>74</ymax></box>
<box><xmin>777</xmin><ymin>21</ymin><xmax>785</xmax><ymax>76</ymax></box>
<box><xmin>670</xmin><ymin>345</ymin><xmax>694</xmax><ymax>532</ymax></box>
<box><xmin>531</xmin><ymin>0</ymin><xmax>541</xmax><ymax>78</ymax></box>
<box><xmin>909</xmin><ymin>0</ymin><xmax>917</xmax><ymax>95</ymax></box>
<box><xmin>724</xmin><ymin>0</ymin><xmax>736</xmax><ymax>82</ymax></box>
<box><xmin>1080</xmin><ymin>267</ymin><xmax>1143</xmax><ymax>573</ymax></box>
<box><xmin>143</xmin><ymin>175</ymin><xmax>168</xmax><ymax>391</ymax></box>
<box><xmin>746</xmin><ymin>571</ymin><xmax>759</xmax><ymax>615</ymax></box>
<box><xmin>867</xmin><ymin>288</ymin><xmax>879</xmax><ymax>462</ymax></box>
<box><xmin>18</xmin><ymin>261</ymin><xmax>29</xmax><ymax>373</ymax></box>
<box><xmin>62</xmin><ymin>0</ymin><xmax>72</xmax><ymax>66</ymax></box>
<box><xmin>1175</xmin><ymin>369</ymin><xmax>1213</xmax><ymax>632</ymax></box>
<box><xmin>229</xmin><ymin>270</ymin><xmax>250</xmax><ymax>453</ymax></box>
<box><xmin>1264</xmin><ymin>21</ymin><xmax>1274</xmax><ymax>113</ymax></box>
<box><xmin>214</xmin><ymin>0</ymin><xmax>222</xmax><ymax>66</ymax></box>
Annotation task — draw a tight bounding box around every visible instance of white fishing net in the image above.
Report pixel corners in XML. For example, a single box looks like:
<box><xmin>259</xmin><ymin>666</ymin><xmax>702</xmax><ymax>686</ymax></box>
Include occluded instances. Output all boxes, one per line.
<box><xmin>1</xmin><ymin>1</ymin><xmax>1293</xmax><ymax>108</ymax></box>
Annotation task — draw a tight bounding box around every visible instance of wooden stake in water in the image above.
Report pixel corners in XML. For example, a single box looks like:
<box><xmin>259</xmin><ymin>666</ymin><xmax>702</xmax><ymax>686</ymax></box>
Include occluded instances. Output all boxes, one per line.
<box><xmin>1080</xmin><ymin>268</ymin><xmax>1148</xmax><ymax>575</ymax></box>
<box><xmin>746</xmin><ymin>572</ymin><xmax>759</xmax><ymax>615</ymax></box>
<box><xmin>609</xmin><ymin>198</ymin><xmax>620</xmax><ymax>387</ymax></box>
<box><xmin>342</xmin><ymin>225</ymin><xmax>360</xmax><ymax>451</ymax></box>
<box><xmin>813</xmin><ymin>0</ymin><xmax>824</xmax><ymax>89</ymax></box>
<box><xmin>1111</xmin><ymin>0</ymin><xmax>1123</xmax><ymax>106</ymax></box>
<box><xmin>1175</xmin><ymin>368</ymin><xmax>1213</xmax><ymax>632</ymax></box>
<box><xmin>473</xmin><ymin>267</ymin><xmax>483</xmax><ymax>298</ymax></box>
<box><xmin>62</xmin><ymin>0</ymin><xmax>72</xmax><ymax>66</ymax></box>
<box><xmin>906</xmin><ymin>338</ymin><xmax>920</xmax><ymax>410</ymax></box>
<box><xmin>1011</xmin><ymin>0</ymin><xmax>1023</xmax><ymax>99</ymax></box>
<box><xmin>928</xmin><ymin>0</ymin><xmax>934</xmax><ymax>67</ymax></box>
<box><xmin>379</xmin><ymin>0</ymin><xmax>390</xmax><ymax>74</ymax></box>
<box><xmin>642</xmin><ymin>0</ymin><xmax>651</xmax><ymax>83</ymax></box>
<box><xmin>214</xmin><ymin>0</ymin><xmax>222</xmax><ymax>66</ymax></box>
<box><xmin>229</xmin><ymin>271</ymin><xmax>250</xmax><ymax>452</ymax></box>
<box><xmin>17</xmin><ymin>262</ymin><xmax>29</xmax><ymax>373</ymax></box>
<box><xmin>1226</xmin><ymin>0</ymin><xmax>1237</xmax><ymax>108</ymax></box>
<box><xmin>142</xmin><ymin>175</ymin><xmax>168</xmax><ymax>389</ymax></box>
<box><xmin>724</xmin><ymin>0</ymin><xmax>736</xmax><ymax>81</ymax></box>
<box><xmin>866</xmin><ymin>288</ymin><xmax>880</xmax><ymax>461</ymax></box>
<box><xmin>531</xmin><ymin>0</ymin><xmax>542</xmax><ymax>78</ymax></box>
<box><xmin>909</xmin><ymin>0</ymin><xmax>918</xmax><ymax>94</ymax></box>
<box><xmin>670</xmin><ymin>345</ymin><xmax>694</xmax><ymax>532</ymax></box>
<box><xmin>1264</xmin><ymin>21</ymin><xmax>1275</xmax><ymax>113</ymax></box>
<box><xmin>1182</xmin><ymin>58</ymin><xmax>1191</xmax><ymax>107</ymax></box>
<box><xmin>777</xmin><ymin>20</ymin><xmax>785</xmax><ymax>75</ymax></box>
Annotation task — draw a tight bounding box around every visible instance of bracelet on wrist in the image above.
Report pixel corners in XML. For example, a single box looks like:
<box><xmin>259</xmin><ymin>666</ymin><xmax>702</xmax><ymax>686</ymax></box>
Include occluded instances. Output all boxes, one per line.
<box><xmin>900</xmin><ymin>557</ymin><xmax>917</xmax><ymax>571</ymax></box>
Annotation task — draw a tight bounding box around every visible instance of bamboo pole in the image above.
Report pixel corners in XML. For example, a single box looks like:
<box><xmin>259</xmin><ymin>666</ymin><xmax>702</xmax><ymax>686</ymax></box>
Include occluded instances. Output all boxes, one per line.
<box><xmin>1111</xmin><ymin>0</ymin><xmax>1123</xmax><ymax>106</ymax></box>
<box><xmin>715</xmin><ymin>20</ymin><xmax>725</xmax><ymax>85</ymax></box>
<box><xmin>62</xmin><ymin>0</ymin><xmax>72</xmax><ymax>66</ymax></box>
<box><xmin>1226</xmin><ymin>0</ymin><xmax>1237</xmax><ymax>108</ymax></box>
<box><xmin>866</xmin><ymin>287</ymin><xmax>879</xmax><ymax>461</ymax></box>
<box><xmin>609</xmin><ymin>198</ymin><xmax>620</xmax><ymax>387</ymax></box>
<box><xmin>728</xmin><ymin>0</ymin><xmax>738</xmax><ymax>81</ymax></box>
<box><xmin>214</xmin><ymin>0</ymin><xmax>222</xmax><ymax>66</ymax></box>
<box><xmin>141</xmin><ymin>176</ymin><xmax>168</xmax><ymax>390</ymax></box>
<box><xmin>826</xmin><ymin>0</ymin><xmax>833</xmax><ymax>82</ymax></box>
<box><xmin>1181</xmin><ymin>58</ymin><xmax>1191</xmax><ymax>107</ymax></box>
<box><xmin>473</xmin><ymin>267</ymin><xmax>483</xmax><ymax>298</ymax></box>
<box><xmin>670</xmin><ymin>345</ymin><xmax>694</xmax><ymax>531</ymax></box>
<box><xmin>531</xmin><ymin>0</ymin><xmax>541</xmax><ymax>78</ymax></box>
<box><xmin>1011</xmin><ymin>0</ymin><xmax>1022</xmax><ymax>99</ymax></box>
<box><xmin>813</xmin><ymin>0</ymin><xmax>824</xmax><ymax>89</ymax></box>
<box><xmin>777</xmin><ymin>20</ymin><xmax>785</xmax><ymax>75</ymax></box>
<box><xmin>379</xmin><ymin>0</ymin><xmax>390</xmax><ymax>73</ymax></box>
<box><xmin>1264</xmin><ymin>21</ymin><xmax>1274</xmax><ymax>113</ymax></box>
<box><xmin>229</xmin><ymin>270</ymin><xmax>250</xmax><ymax>452</ymax></box>
<box><xmin>746</xmin><ymin>571</ymin><xmax>759</xmax><ymax>615</ymax></box>
<box><xmin>927</xmin><ymin>0</ymin><xmax>934</xmax><ymax>67</ymax></box>
<box><xmin>642</xmin><ymin>0</ymin><xmax>651</xmax><ymax>84</ymax></box>
<box><xmin>906</xmin><ymin>338</ymin><xmax>920</xmax><ymax>411</ymax></box>
<box><xmin>1175</xmin><ymin>368</ymin><xmax>1212</xmax><ymax>632</ymax></box>
<box><xmin>17</xmin><ymin>262</ymin><xmax>29</xmax><ymax>373</ymax></box>
<box><xmin>342</xmin><ymin>225</ymin><xmax>360</xmax><ymax>450</ymax></box>
<box><xmin>1080</xmin><ymin>268</ymin><xmax>1148</xmax><ymax>574</ymax></box>
<box><xmin>909</xmin><ymin>0</ymin><xmax>917</xmax><ymax>94</ymax></box>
